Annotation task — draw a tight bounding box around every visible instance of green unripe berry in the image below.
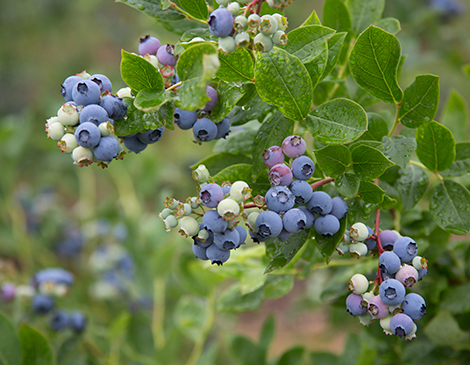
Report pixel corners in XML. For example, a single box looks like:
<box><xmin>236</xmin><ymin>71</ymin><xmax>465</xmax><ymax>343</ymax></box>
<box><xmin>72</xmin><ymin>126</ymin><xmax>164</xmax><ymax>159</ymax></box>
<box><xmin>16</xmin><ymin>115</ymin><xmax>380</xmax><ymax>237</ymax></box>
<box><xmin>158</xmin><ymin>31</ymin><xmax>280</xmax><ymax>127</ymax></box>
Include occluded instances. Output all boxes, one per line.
<box><xmin>358</xmin><ymin>313</ymin><xmax>373</xmax><ymax>326</ymax></box>
<box><xmin>405</xmin><ymin>323</ymin><xmax>418</xmax><ymax>340</ymax></box>
<box><xmin>247</xmin><ymin>211</ymin><xmax>259</xmax><ymax>231</ymax></box>
<box><xmin>259</xmin><ymin>15</ymin><xmax>278</xmax><ymax>35</ymax></box>
<box><xmin>227</xmin><ymin>2</ymin><xmax>240</xmax><ymax>16</ymax></box>
<box><xmin>235</xmin><ymin>32</ymin><xmax>251</xmax><ymax>48</ymax></box>
<box><xmin>159</xmin><ymin>208</ymin><xmax>172</xmax><ymax>219</ymax></box>
<box><xmin>58</xmin><ymin>133</ymin><xmax>78</xmax><ymax>153</ymax></box>
<box><xmin>164</xmin><ymin>215</ymin><xmax>179</xmax><ymax>231</ymax></box>
<box><xmin>218</xmin><ymin>36</ymin><xmax>237</xmax><ymax>54</ymax></box>
<box><xmin>247</xmin><ymin>14</ymin><xmax>260</xmax><ymax>30</ymax></box>
<box><xmin>217</xmin><ymin>198</ymin><xmax>240</xmax><ymax>220</ymax></box>
<box><xmin>197</xmin><ymin>229</ymin><xmax>210</xmax><ymax>242</ymax></box>
<box><xmin>272</xmin><ymin>13</ymin><xmax>288</xmax><ymax>30</ymax></box>
<box><xmin>192</xmin><ymin>164</ymin><xmax>210</xmax><ymax>183</ymax></box>
<box><xmin>189</xmin><ymin>197</ymin><xmax>200</xmax><ymax>209</ymax></box>
<box><xmin>348</xmin><ymin>273</ymin><xmax>369</xmax><ymax>294</ymax></box>
<box><xmin>412</xmin><ymin>255</ymin><xmax>428</xmax><ymax>270</ymax></box>
<box><xmin>379</xmin><ymin>316</ymin><xmax>393</xmax><ymax>335</ymax></box>
<box><xmin>71</xmin><ymin>146</ymin><xmax>93</xmax><ymax>167</ymax></box>
<box><xmin>272</xmin><ymin>30</ymin><xmax>288</xmax><ymax>46</ymax></box>
<box><xmin>47</xmin><ymin>121</ymin><xmax>65</xmax><ymax>141</ymax></box>
<box><xmin>350</xmin><ymin>222</ymin><xmax>369</xmax><ymax>241</ymax></box>
<box><xmin>46</xmin><ymin>116</ymin><xmax>60</xmax><ymax>126</ymax></box>
<box><xmin>216</xmin><ymin>0</ymin><xmax>230</xmax><ymax>6</ymax></box>
<box><xmin>99</xmin><ymin>121</ymin><xmax>115</xmax><ymax>136</ymax></box>
<box><xmin>349</xmin><ymin>242</ymin><xmax>368</xmax><ymax>258</ymax></box>
<box><xmin>254</xmin><ymin>33</ymin><xmax>273</xmax><ymax>53</ymax></box>
<box><xmin>57</xmin><ymin>103</ymin><xmax>79</xmax><ymax>126</ymax></box>
<box><xmin>230</xmin><ymin>181</ymin><xmax>251</xmax><ymax>203</ymax></box>
<box><xmin>362</xmin><ymin>292</ymin><xmax>374</xmax><ymax>302</ymax></box>
<box><xmin>179</xmin><ymin>216</ymin><xmax>200</xmax><ymax>237</ymax></box>
<box><xmin>336</xmin><ymin>240</ymin><xmax>349</xmax><ymax>255</ymax></box>
<box><xmin>117</xmin><ymin>87</ymin><xmax>132</xmax><ymax>98</ymax></box>
<box><xmin>234</xmin><ymin>15</ymin><xmax>247</xmax><ymax>32</ymax></box>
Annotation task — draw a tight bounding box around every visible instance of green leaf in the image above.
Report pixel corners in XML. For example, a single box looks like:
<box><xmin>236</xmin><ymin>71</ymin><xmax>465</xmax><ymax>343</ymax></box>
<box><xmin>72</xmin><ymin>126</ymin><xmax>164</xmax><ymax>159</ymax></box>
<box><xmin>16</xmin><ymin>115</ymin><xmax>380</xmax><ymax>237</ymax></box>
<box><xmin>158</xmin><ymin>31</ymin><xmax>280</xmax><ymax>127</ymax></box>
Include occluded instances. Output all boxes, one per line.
<box><xmin>430</xmin><ymin>180</ymin><xmax>470</xmax><ymax>235</ymax></box>
<box><xmin>214</xmin><ymin>121</ymin><xmax>260</xmax><ymax>155</ymax></box>
<box><xmin>252</xmin><ymin>111</ymin><xmax>294</xmax><ymax>180</ymax></box>
<box><xmin>396</xmin><ymin>164</ymin><xmax>428</xmax><ymax>212</ymax></box>
<box><xmin>376</xmin><ymin>17</ymin><xmax>401</xmax><ymax>34</ymax></box>
<box><xmin>416</xmin><ymin>121</ymin><xmax>455</xmax><ymax>172</ymax></box>
<box><xmin>255</xmin><ymin>48</ymin><xmax>313</xmax><ymax>121</ymax></box>
<box><xmin>115</xmin><ymin>0</ymin><xmax>185</xmax><ymax>22</ymax></box>
<box><xmin>357</xmin><ymin>181</ymin><xmax>385</xmax><ymax>204</ymax></box>
<box><xmin>265</xmin><ymin>230</ymin><xmax>310</xmax><ymax>274</ymax></box>
<box><xmin>300</xmin><ymin>9</ymin><xmax>321</xmax><ymax>27</ymax></box>
<box><xmin>349</xmin><ymin>25</ymin><xmax>403</xmax><ymax>104</ymax></box>
<box><xmin>314</xmin><ymin>216</ymin><xmax>347</xmax><ymax>263</ymax></box>
<box><xmin>213</xmin><ymin>163</ymin><xmax>270</xmax><ymax>197</ymax></box>
<box><xmin>346</xmin><ymin>0</ymin><xmax>385</xmax><ymax>36</ymax></box>
<box><xmin>347</xmin><ymin>196</ymin><xmax>375</xmax><ymax>224</ymax></box>
<box><xmin>441</xmin><ymin>143</ymin><xmax>470</xmax><ymax>177</ymax></box>
<box><xmin>263</xmin><ymin>275</ymin><xmax>294</xmax><ymax>299</ymax></box>
<box><xmin>307</xmin><ymin>98</ymin><xmax>368</xmax><ymax>145</ymax></box>
<box><xmin>120</xmin><ymin>50</ymin><xmax>164</xmax><ymax>93</ymax></box>
<box><xmin>441</xmin><ymin>90</ymin><xmax>469</xmax><ymax>143</ymax></box>
<box><xmin>398</xmin><ymin>74</ymin><xmax>440</xmax><ymax>128</ymax></box>
<box><xmin>179</xmin><ymin>0</ymin><xmax>208</xmax><ymax>21</ymax></box>
<box><xmin>351</xmin><ymin>144</ymin><xmax>395</xmax><ymax>181</ymax></box>
<box><xmin>179</xmin><ymin>28</ymin><xmax>217</xmax><ymax>44</ymax></box>
<box><xmin>278</xmin><ymin>347</ymin><xmax>305</xmax><ymax>365</ymax></box>
<box><xmin>216</xmin><ymin>48</ymin><xmax>254</xmax><ymax>83</ymax></box>
<box><xmin>173</xmin><ymin>296</ymin><xmax>206</xmax><ymax>342</ymax></box>
<box><xmin>211</xmin><ymin>82</ymin><xmax>252</xmax><ymax>122</ymax></box>
<box><xmin>175</xmin><ymin>43</ymin><xmax>219</xmax><ymax>110</ymax></box>
<box><xmin>441</xmin><ymin>283</ymin><xmax>470</xmax><ymax>314</ymax></box>
<box><xmin>0</xmin><ymin>311</ymin><xmax>22</xmax><ymax>365</ymax></box>
<box><xmin>227</xmin><ymin>94</ymin><xmax>274</xmax><ymax>127</ymax></box>
<box><xmin>314</xmin><ymin>145</ymin><xmax>352</xmax><ymax>177</ymax></box>
<box><xmin>424</xmin><ymin>310</ymin><xmax>470</xmax><ymax>347</ymax></box>
<box><xmin>358</xmin><ymin>113</ymin><xmax>388</xmax><ymax>141</ymax></box>
<box><xmin>190</xmin><ymin>153</ymin><xmax>252</xmax><ymax>176</ymax></box>
<box><xmin>336</xmin><ymin>172</ymin><xmax>360</xmax><ymax>198</ymax></box>
<box><xmin>382</xmin><ymin>135</ymin><xmax>417</xmax><ymax>169</ymax></box>
<box><xmin>229</xmin><ymin>335</ymin><xmax>265</xmax><ymax>365</ymax></box>
<box><xmin>258</xmin><ymin>315</ymin><xmax>275</xmax><ymax>353</ymax></box>
<box><xmin>284</xmin><ymin>25</ymin><xmax>335</xmax><ymax>64</ymax></box>
<box><xmin>19</xmin><ymin>325</ymin><xmax>55</xmax><ymax>365</ymax></box>
<box><xmin>217</xmin><ymin>283</ymin><xmax>264</xmax><ymax>312</ymax></box>
<box><xmin>134</xmin><ymin>89</ymin><xmax>172</xmax><ymax>112</ymax></box>
<box><xmin>323</xmin><ymin>0</ymin><xmax>352</xmax><ymax>32</ymax></box>
<box><xmin>240</xmin><ymin>267</ymin><xmax>266</xmax><ymax>295</ymax></box>
<box><xmin>321</xmin><ymin>32</ymin><xmax>347</xmax><ymax>81</ymax></box>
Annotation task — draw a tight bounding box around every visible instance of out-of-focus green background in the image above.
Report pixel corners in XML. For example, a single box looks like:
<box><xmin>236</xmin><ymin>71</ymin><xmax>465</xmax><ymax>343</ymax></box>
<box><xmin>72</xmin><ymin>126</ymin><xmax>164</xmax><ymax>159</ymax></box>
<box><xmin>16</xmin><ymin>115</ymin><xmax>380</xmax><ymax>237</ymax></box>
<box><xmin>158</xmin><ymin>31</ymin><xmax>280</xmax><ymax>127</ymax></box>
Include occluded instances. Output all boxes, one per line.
<box><xmin>1</xmin><ymin>0</ymin><xmax>470</xmax><ymax>364</ymax></box>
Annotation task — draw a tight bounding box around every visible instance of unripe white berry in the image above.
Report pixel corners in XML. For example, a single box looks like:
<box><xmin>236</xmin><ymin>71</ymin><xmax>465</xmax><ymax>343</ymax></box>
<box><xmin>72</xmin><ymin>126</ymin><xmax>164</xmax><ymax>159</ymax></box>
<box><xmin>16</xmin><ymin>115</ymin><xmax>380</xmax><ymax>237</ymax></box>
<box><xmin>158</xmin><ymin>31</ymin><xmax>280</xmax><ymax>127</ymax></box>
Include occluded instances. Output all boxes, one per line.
<box><xmin>348</xmin><ymin>273</ymin><xmax>369</xmax><ymax>294</ymax></box>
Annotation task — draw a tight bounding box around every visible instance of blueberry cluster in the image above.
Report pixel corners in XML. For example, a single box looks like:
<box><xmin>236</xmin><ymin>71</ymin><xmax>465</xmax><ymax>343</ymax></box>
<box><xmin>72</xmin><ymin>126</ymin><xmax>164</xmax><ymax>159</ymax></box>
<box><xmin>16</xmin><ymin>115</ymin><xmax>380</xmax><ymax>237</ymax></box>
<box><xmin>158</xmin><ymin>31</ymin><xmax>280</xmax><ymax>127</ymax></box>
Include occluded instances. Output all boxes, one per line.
<box><xmin>160</xmin><ymin>164</ymin><xmax>255</xmax><ymax>265</ymax></box>
<box><xmin>46</xmin><ymin>71</ymin><xmax>129</xmax><ymax>167</ymax></box>
<box><xmin>336</xmin><ymin>222</ymin><xmax>379</xmax><ymax>258</ymax></box>
<box><xmin>345</xmin><ymin>227</ymin><xmax>429</xmax><ymax>340</ymax></box>
<box><xmin>209</xmin><ymin>1</ymin><xmax>288</xmax><ymax>54</ymax></box>
<box><xmin>250</xmin><ymin>135</ymin><xmax>346</xmax><ymax>243</ymax></box>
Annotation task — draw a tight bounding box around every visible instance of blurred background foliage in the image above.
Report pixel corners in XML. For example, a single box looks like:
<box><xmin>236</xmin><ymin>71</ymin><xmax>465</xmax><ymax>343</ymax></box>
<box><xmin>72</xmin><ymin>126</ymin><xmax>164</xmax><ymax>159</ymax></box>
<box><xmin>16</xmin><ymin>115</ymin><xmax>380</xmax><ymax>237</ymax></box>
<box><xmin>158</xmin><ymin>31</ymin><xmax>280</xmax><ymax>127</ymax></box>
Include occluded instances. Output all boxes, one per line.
<box><xmin>1</xmin><ymin>0</ymin><xmax>470</xmax><ymax>364</ymax></box>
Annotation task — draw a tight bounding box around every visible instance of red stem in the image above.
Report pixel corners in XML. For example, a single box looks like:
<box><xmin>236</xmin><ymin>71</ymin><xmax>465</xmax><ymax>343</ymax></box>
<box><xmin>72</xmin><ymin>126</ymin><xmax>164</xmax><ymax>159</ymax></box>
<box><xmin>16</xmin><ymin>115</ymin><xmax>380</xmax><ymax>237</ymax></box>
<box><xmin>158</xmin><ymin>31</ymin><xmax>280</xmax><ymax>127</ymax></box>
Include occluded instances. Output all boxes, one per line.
<box><xmin>243</xmin><ymin>203</ymin><xmax>258</xmax><ymax>209</ymax></box>
<box><xmin>310</xmin><ymin>177</ymin><xmax>335</xmax><ymax>190</ymax></box>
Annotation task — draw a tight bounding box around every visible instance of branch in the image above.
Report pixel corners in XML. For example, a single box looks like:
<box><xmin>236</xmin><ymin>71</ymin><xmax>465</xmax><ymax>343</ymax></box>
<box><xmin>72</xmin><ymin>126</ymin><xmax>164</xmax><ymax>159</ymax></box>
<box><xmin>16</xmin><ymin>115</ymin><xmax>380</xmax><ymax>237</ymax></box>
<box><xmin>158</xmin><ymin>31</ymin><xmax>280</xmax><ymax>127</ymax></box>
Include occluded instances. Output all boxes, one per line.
<box><xmin>310</xmin><ymin>177</ymin><xmax>335</xmax><ymax>190</ymax></box>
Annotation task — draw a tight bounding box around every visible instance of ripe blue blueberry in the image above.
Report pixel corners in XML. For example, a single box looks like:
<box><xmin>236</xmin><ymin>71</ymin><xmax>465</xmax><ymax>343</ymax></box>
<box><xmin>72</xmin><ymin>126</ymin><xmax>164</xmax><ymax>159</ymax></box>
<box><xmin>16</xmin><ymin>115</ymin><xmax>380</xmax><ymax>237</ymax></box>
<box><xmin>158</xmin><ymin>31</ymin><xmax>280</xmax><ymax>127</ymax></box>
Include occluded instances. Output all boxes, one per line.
<box><xmin>137</xmin><ymin>126</ymin><xmax>165</xmax><ymax>144</ymax></box>
<box><xmin>277</xmin><ymin>229</ymin><xmax>292</xmax><ymax>242</ymax></box>
<box><xmin>390</xmin><ymin>313</ymin><xmax>414</xmax><ymax>338</ymax></box>
<box><xmin>265</xmin><ymin>186</ymin><xmax>295</xmax><ymax>213</ymax></box>
<box><xmin>74</xmin><ymin>122</ymin><xmax>101</xmax><ymax>148</ymax></box>
<box><xmin>174</xmin><ymin>108</ymin><xmax>198</xmax><ymax>130</ymax></box>
<box><xmin>379</xmin><ymin>279</ymin><xmax>406</xmax><ymax>306</ymax></box>
<box><xmin>282</xmin><ymin>135</ymin><xmax>306</xmax><ymax>158</ymax></box>
<box><xmin>418</xmin><ymin>268</ymin><xmax>428</xmax><ymax>281</ymax></box>
<box><xmin>61</xmin><ymin>75</ymin><xmax>82</xmax><ymax>101</ymax></box>
<box><xmin>379</xmin><ymin>230</ymin><xmax>399</xmax><ymax>251</ymax></box>
<box><xmin>314</xmin><ymin>214</ymin><xmax>340</xmax><ymax>236</ymax></box>
<box><xmin>206</xmin><ymin>243</ymin><xmax>230</xmax><ymax>265</ymax></box>
<box><xmin>193</xmin><ymin>118</ymin><xmax>218</xmax><ymax>142</ymax></box>
<box><xmin>50</xmin><ymin>311</ymin><xmax>69</xmax><ymax>331</ymax></box>
<box><xmin>200</xmin><ymin>183</ymin><xmax>224</xmax><ymax>208</ymax></box>
<box><xmin>379</xmin><ymin>251</ymin><xmax>402</xmax><ymax>275</ymax></box>
<box><xmin>263</xmin><ymin>146</ymin><xmax>284</xmax><ymax>169</ymax></box>
<box><xmin>122</xmin><ymin>134</ymin><xmax>148</xmax><ymax>154</ymax></box>
<box><xmin>364</xmin><ymin>226</ymin><xmax>376</xmax><ymax>250</ymax></box>
<box><xmin>256</xmin><ymin>211</ymin><xmax>283</xmax><ymax>238</ymax></box>
<box><xmin>138</xmin><ymin>35</ymin><xmax>161</xmax><ymax>55</ymax></box>
<box><xmin>330</xmin><ymin>196</ymin><xmax>348</xmax><ymax>220</ymax></box>
<box><xmin>34</xmin><ymin>268</ymin><xmax>74</xmax><ymax>286</ymax></box>
<box><xmin>401</xmin><ymin>293</ymin><xmax>426</xmax><ymax>320</ymax></box>
<box><xmin>234</xmin><ymin>225</ymin><xmax>247</xmax><ymax>248</ymax></box>
<box><xmin>203</xmin><ymin>210</ymin><xmax>228</xmax><ymax>233</ymax></box>
<box><xmin>283</xmin><ymin>208</ymin><xmax>307</xmax><ymax>233</ymax></box>
<box><xmin>157</xmin><ymin>44</ymin><xmax>178</xmax><ymax>66</ymax></box>
<box><xmin>297</xmin><ymin>206</ymin><xmax>315</xmax><ymax>229</ymax></box>
<box><xmin>192</xmin><ymin>241</ymin><xmax>209</xmax><ymax>260</ymax></box>
<box><xmin>269</xmin><ymin>163</ymin><xmax>293</xmax><ymax>186</ymax></box>
<box><xmin>346</xmin><ymin>293</ymin><xmax>368</xmax><ymax>317</ymax></box>
<box><xmin>307</xmin><ymin>191</ymin><xmax>332</xmax><ymax>215</ymax></box>
<box><xmin>393</xmin><ymin>236</ymin><xmax>418</xmax><ymax>263</ymax></box>
<box><xmin>69</xmin><ymin>311</ymin><xmax>87</xmax><ymax>333</ymax></box>
<box><xmin>93</xmin><ymin>136</ymin><xmax>120</xmax><ymax>162</ymax></box>
<box><xmin>215</xmin><ymin>117</ymin><xmax>231</xmax><ymax>139</ymax></box>
<box><xmin>291</xmin><ymin>155</ymin><xmax>315</xmax><ymax>180</ymax></box>
<box><xmin>250</xmin><ymin>230</ymin><xmax>270</xmax><ymax>243</ymax></box>
<box><xmin>72</xmin><ymin>79</ymin><xmax>101</xmax><ymax>106</ymax></box>
<box><xmin>214</xmin><ymin>228</ymin><xmax>240</xmax><ymax>250</ymax></box>
<box><xmin>208</xmin><ymin>8</ymin><xmax>234</xmax><ymax>38</ymax></box>
<box><xmin>32</xmin><ymin>294</ymin><xmax>55</xmax><ymax>315</ymax></box>
<box><xmin>99</xmin><ymin>95</ymin><xmax>128</xmax><ymax>120</ymax></box>
<box><xmin>79</xmin><ymin>104</ymin><xmax>109</xmax><ymax>126</ymax></box>
<box><xmin>204</xmin><ymin>86</ymin><xmax>219</xmax><ymax>112</ymax></box>
<box><xmin>289</xmin><ymin>180</ymin><xmax>313</xmax><ymax>204</ymax></box>
<box><xmin>90</xmin><ymin>74</ymin><xmax>112</xmax><ymax>93</ymax></box>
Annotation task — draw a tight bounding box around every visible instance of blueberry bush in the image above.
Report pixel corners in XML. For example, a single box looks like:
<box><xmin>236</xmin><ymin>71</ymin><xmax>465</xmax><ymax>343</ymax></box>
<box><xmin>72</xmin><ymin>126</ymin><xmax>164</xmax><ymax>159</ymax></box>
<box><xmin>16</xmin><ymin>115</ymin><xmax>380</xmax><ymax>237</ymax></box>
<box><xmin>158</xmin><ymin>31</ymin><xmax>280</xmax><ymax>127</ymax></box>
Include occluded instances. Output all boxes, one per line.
<box><xmin>2</xmin><ymin>0</ymin><xmax>470</xmax><ymax>364</ymax></box>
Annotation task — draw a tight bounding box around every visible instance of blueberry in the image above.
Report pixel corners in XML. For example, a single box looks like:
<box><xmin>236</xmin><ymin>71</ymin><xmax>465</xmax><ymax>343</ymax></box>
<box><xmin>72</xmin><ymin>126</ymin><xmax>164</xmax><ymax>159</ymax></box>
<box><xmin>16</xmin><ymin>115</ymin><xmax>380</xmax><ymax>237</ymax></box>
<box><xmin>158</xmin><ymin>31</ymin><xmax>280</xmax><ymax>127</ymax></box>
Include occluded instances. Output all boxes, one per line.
<box><xmin>235</xmin><ymin>32</ymin><xmax>251</xmax><ymax>48</ymax></box>
<box><xmin>393</xmin><ymin>237</ymin><xmax>418</xmax><ymax>263</ymax></box>
<box><xmin>269</xmin><ymin>163</ymin><xmax>293</xmax><ymax>186</ymax></box>
<box><xmin>259</xmin><ymin>15</ymin><xmax>278</xmax><ymax>35</ymax></box>
<box><xmin>349</xmin><ymin>222</ymin><xmax>369</xmax><ymax>241</ymax></box>
<box><xmin>307</xmin><ymin>191</ymin><xmax>332</xmax><ymax>215</ymax></box>
<box><xmin>50</xmin><ymin>311</ymin><xmax>69</xmax><ymax>331</ymax></box>
<box><xmin>218</xmin><ymin>36</ymin><xmax>237</xmax><ymax>54</ymax></box>
<box><xmin>204</xmin><ymin>86</ymin><xmax>219</xmax><ymax>112</ymax></box>
<box><xmin>157</xmin><ymin>44</ymin><xmax>178</xmax><ymax>66</ymax></box>
<box><xmin>138</xmin><ymin>35</ymin><xmax>161</xmax><ymax>55</ymax></box>
<box><xmin>277</xmin><ymin>229</ymin><xmax>293</xmax><ymax>242</ymax></box>
<box><xmin>390</xmin><ymin>313</ymin><xmax>414</xmax><ymax>338</ymax></box>
<box><xmin>229</xmin><ymin>181</ymin><xmax>251</xmax><ymax>202</ymax></box>
<box><xmin>123</xmin><ymin>134</ymin><xmax>147</xmax><ymax>154</ymax></box>
<box><xmin>214</xmin><ymin>228</ymin><xmax>240</xmax><ymax>250</ymax></box>
<box><xmin>57</xmin><ymin>103</ymin><xmax>79</xmax><ymax>126</ymax></box>
<box><xmin>222</xmin><ymin>184</ymin><xmax>231</xmax><ymax>196</ymax></box>
<box><xmin>192</xmin><ymin>241</ymin><xmax>209</xmax><ymax>260</ymax></box>
<box><xmin>346</xmin><ymin>293</ymin><xmax>367</xmax><ymax>317</ymax></box>
<box><xmin>289</xmin><ymin>180</ymin><xmax>312</xmax><ymax>205</ymax></box>
<box><xmin>265</xmin><ymin>186</ymin><xmax>295</xmax><ymax>213</ymax></box>
<box><xmin>69</xmin><ymin>311</ymin><xmax>87</xmax><ymax>333</ymax></box>
<box><xmin>74</xmin><ymin>122</ymin><xmax>101</xmax><ymax>148</ymax></box>
<box><xmin>297</xmin><ymin>206</ymin><xmax>315</xmax><ymax>229</ymax></box>
<box><xmin>379</xmin><ymin>230</ymin><xmax>399</xmax><ymax>251</ymax></box>
<box><xmin>330</xmin><ymin>196</ymin><xmax>348</xmax><ymax>220</ymax></box>
<box><xmin>61</xmin><ymin>75</ymin><xmax>81</xmax><ymax>101</ymax></box>
<box><xmin>99</xmin><ymin>95</ymin><xmax>128</xmax><ymax>120</ymax></box>
<box><xmin>137</xmin><ymin>126</ymin><xmax>165</xmax><ymax>144</ymax></box>
<box><xmin>234</xmin><ymin>15</ymin><xmax>247</xmax><ymax>32</ymax></box>
<box><xmin>55</xmin><ymin>229</ymin><xmax>83</xmax><ymax>258</ymax></box>
<box><xmin>0</xmin><ymin>283</ymin><xmax>16</xmax><ymax>302</ymax></box>
<box><xmin>90</xmin><ymin>74</ymin><xmax>112</xmax><ymax>93</ymax></box>
<box><xmin>217</xmin><ymin>198</ymin><xmax>240</xmax><ymax>220</ymax></box>
<box><xmin>194</xmin><ymin>225</ymin><xmax>214</xmax><ymax>248</ymax></box>
<box><xmin>379</xmin><ymin>279</ymin><xmax>406</xmax><ymax>306</ymax></box>
<box><xmin>349</xmin><ymin>242</ymin><xmax>368</xmax><ymax>258</ymax></box>
<box><xmin>215</xmin><ymin>117</ymin><xmax>231</xmax><ymax>139</ymax></box>
<box><xmin>34</xmin><ymin>268</ymin><xmax>74</xmax><ymax>287</ymax></box>
<box><xmin>79</xmin><ymin>104</ymin><xmax>109</xmax><ymax>126</ymax></box>
<box><xmin>368</xmin><ymin>295</ymin><xmax>389</xmax><ymax>319</ymax></box>
<box><xmin>263</xmin><ymin>146</ymin><xmax>285</xmax><ymax>169</ymax></box>
<box><xmin>72</xmin><ymin>79</ymin><xmax>101</xmax><ymax>106</ymax></box>
<box><xmin>272</xmin><ymin>30</ymin><xmax>288</xmax><ymax>46</ymax></box>
<box><xmin>234</xmin><ymin>225</ymin><xmax>247</xmax><ymax>248</ymax></box>
<box><xmin>193</xmin><ymin>164</ymin><xmax>211</xmax><ymax>183</ymax></box>
<box><xmin>46</xmin><ymin>122</ymin><xmax>65</xmax><ymax>141</ymax></box>
<box><xmin>379</xmin><ymin>251</ymin><xmax>402</xmax><ymax>275</ymax></box>
<box><xmin>401</xmin><ymin>293</ymin><xmax>426</xmax><ymax>321</ymax></box>
<box><xmin>206</xmin><ymin>243</ymin><xmax>230</xmax><ymax>265</ymax></box>
<box><xmin>193</xmin><ymin>118</ymin><xmax>218</xmax><ymax>142</ymax></box>
<box><xmin>227</xmin><ymin>1</ymin><xmax>240</xmax><ymax>16</ymax></box>
<box><xmin>254</xmin><ymin>33</ymin><xmax>273</xmax><ymax>53</ymax></box>
<box><xmin>282</xmin><ymin>135</ymin><xmax>306</xmax><ymax>158</ymax></box>
<box><xmin>283</xmin><ymin>208</ymin><xmax>307</xmax><ymax>233</ymax></box>
<box><xmin>395</xmin><ymin>265</ymin><xmax>419</xmax><ymax>288</ymax></box>
<box><xmin>314</xmin><ymin>214</ymin><xmax>340</xmax><ymax>236</ymax></box>
<box><xmin>247</xmin><ymin>14</ymin><xmax>260</xmax><ymax>29</ymax></box>
<box><xmin>93</xmin><ymin>136</ymin><xmax>120</xmax><ymax>162</ymax></box>
<box><xmin>256</xmin><ymin>211</ymin><xmax>283</xmax><ymax>238</ymax></box>
<box><xmin>291</xmin><ymin>156</ymin><xmax>315</xmax><ymax>180</ymax></box>
<box><xmin>364</xmin><ymin>226</ymin><xmax>376</xmax><ymax>251</ymax></box>
<box><xmin>348</xmin><ymin>273</ymin><xmax>369</xmax><ymax>295</ymax></box>
<box><xmin>417</xmin><ymin>268</ymin><xmax>428</xmax><ymax>281</ymax></box>
<box><xmin>71</xmin><ymin>146</ymin><xmax>94</xmax><ymax>166</ymax></box>
<box><xmin>179</xmin><ymin>216</ymin><xmax>200</xmax><ymax>237</ymax></box>
<box><xmin>200</xmin><ymin>184</ymin><xmax>224</xmax><ymax>209</ymax></box>
<box><xmin>250</xmin><ymin>230</ymin><xmax>270</xmax><ymax>243</ymax></box>
<box><xmin>32</xmin><ymin>294</ymin><xmax>55</xmax><ymax>315</ymax></box>
<box><xmin>208</xmin><ymin>8</ymin><xmax>234</xmax><ymax>37</ymax></box>
<box><xmin>174</xmin><ymin>108</ymin><xmax>197</xmax><ymax>130</ymax></box>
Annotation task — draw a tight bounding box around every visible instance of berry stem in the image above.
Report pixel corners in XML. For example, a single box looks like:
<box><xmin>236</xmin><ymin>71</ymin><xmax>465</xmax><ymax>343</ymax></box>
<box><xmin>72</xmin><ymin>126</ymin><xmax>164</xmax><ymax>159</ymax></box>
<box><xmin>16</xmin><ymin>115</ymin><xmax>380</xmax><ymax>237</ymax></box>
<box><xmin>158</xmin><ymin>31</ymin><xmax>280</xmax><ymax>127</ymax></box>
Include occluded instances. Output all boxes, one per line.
<box><xmin>310</xmin><ymin>177</ymin><xmax>335</xmax><ymax>190</ymax></box>
<box><xmin>243</xmin><ymin>203</ymin><xmax>258</xmax><ymax>209</ymax></box>
<box><xmin>244</xmin><ymin>0</ymin><xmax>259</xmax><ymax>17</ymax></box>
<box><xmin>255</xmin><ymin>0</ymin><xmax>265</xmax><ymax>14</ymax></box>
<box><xmin>374</xmin><ymin>204</ymin><xmax>385</xmax><ymax>286</ymax></box>
<box><xmin>166</xmin><ymin>81</ymin><xmax>182</xmax><ymax>91</ymax></box>
<box><xmin>388</xmin><ymin>103</ymin><xmax>401</xmax><ymax>137</ymax></box>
